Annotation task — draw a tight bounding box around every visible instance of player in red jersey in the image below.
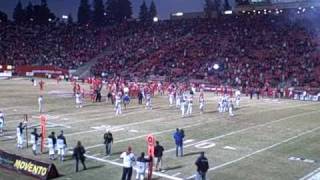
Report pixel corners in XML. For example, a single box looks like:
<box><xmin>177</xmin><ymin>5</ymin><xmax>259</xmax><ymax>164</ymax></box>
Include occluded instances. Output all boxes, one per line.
<box><xmin>39</xmin><ymin>80</ymin><xmax>45</xmax><ymax>91</ymax></box>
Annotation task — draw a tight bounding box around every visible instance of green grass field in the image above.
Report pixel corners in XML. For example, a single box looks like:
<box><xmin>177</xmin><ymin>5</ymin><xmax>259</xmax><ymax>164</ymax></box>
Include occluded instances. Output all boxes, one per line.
<box><xmin>1</xmin><ymin>78</ymin><xmax>320</xmax><ymax>180</ymax></box>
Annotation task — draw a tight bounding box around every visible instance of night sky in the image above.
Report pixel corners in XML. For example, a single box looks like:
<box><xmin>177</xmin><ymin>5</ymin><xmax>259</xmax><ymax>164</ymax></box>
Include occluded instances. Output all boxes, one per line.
<box><xmin>0</xmin><ymin>0</ymin><xmax>204</xmax><ymax>20</ymax></box>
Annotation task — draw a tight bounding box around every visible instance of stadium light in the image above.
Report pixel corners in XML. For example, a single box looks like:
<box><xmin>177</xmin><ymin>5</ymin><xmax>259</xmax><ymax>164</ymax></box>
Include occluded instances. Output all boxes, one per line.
<box><xmin>213</xmin><ymin>64</ymin><xmax>220</xmax><ymax>70</ymax></box>
<box><xmin>224</xmin><ymin>10</ymin><xmax>232</xmax><ymax>15</ymax></box>
<box><xmin>104</xmin><ymin>12</ymin><xmax>107</xmax><ymax>16</ymax></box>
<box><xmin>173</xmin><ymin>12</ymin><xmax>183</xmax><ymax>16</ymax></box>
<box><xmin>48</xmin><ymin>18</ymin><xmax>52</xmax><ymax>22</ymax></box>
<box><xmin>242</xmin><ymin>10</ymin><xmax>246</xmax><ymax>13</ymax></box>
<box><xmin>153</xmin><ymin>17</ymin><xmax>159</xmax><ymax>22</ymax></box>
<box><xmin>62</xmin><ymin>15</ymin><xmax>68</xmax><ymax>20</ymax></box>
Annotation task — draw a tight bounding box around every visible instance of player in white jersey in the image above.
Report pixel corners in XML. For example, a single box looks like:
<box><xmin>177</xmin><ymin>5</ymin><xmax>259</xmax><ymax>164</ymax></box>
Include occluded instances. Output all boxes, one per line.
<box><xmin>222</xmin><ymin>96</ymin><xmax>228</xmax><ymax>112</ymax></box>
<box><xmin>176</xmin><ymin>91</ymin><xmax>181</xmax><ymax>108</ymax></box>
<box><xmin>123</xmin><ymin>86</ymin><xmax>129</xmax><ymax>95</ymax></box>
<box><xmin>199</xmin><ymin>94</ymin><xmax>205</xmax><ymax>114</ymax></box>
<box><xmin>38</xmin><ymin>95</ymin><xmax>43</xmax><ymax>113</ymax></box>
<box><xmin>57</xmin><ymin>130</ymin><xmax>67</xmax><ymax>161</ymax></box>
<box><xmin>30</xmin><ymin>128</ymin><xmax>41</xmax><ymax>155</ymax></box>
<box><xmin>16</xmin><ymin>122</ymin><xmax>26</xmax><ymax>149</ymax></box>
<box><xmin>115</xmin><ymin>92</ymin><xmax>122</xmax><ymax>116</ymax></box>
<box><xmin>180</xmin><ymin>95</ymin><xmax>186</xmax><ymax>117</ymax></box>
<box><xmin>228</xmin><ymin>100</ymin><xmax>234</xmax><ymax>116</ymax></box>
<box><xmin>186</xmin><ymin>95</ymin><xmax>193</xmax><ymax>116</ymax></box>
<box><xmin>48</xmin><ymin>132</ymin><xmax>56</xmax><ymax>160</ymax></box>
<box><xmin>218</xmin><ymin>97</ymin><xmax>223</xmax><ymax>113</ymax></box>
<box><xmin>145</xmin><ymin>93</ymin><xmax>152</xmax><ymax>110</ymax></box>
<box><xmin>0</xmin><ymin>111</ymin><xmax>4</xmax><ymax>136</ymax></box>
<box><xmin>235</xmin><ymin>90</ymin><xmax>241</xmax><ymax>107</ymax></box>
<box><xmin>75</xmin><ymin>92</ymin><xmax>82</xmax><ymax>108</ymax></box>
<box><xmin>169</xmin><ymin>91</ymin><xmax>174</xmax><ymax>107</ymax></box>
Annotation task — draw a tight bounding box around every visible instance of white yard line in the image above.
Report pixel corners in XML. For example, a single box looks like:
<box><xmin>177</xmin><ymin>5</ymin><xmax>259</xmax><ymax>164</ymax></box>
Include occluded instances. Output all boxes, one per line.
<box><xmin>84</xmin><ymin>154</ymin><xmax>183</xmax><ymax>180</ymax></box>
<box><xmin>186</xmin><ymin>125</ymin><xmax>320</xmax><ymax>179</ymax></box>
<box><xmin>300</xmin><ymin>167</ymin><xmax>320</xmax><ymax>180</ymax></box>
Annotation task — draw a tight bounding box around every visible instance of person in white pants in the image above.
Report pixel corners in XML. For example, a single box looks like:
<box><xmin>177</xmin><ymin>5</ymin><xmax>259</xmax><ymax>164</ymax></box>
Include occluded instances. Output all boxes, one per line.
<box><xmin>186</xmin><ymin>95</ymin><xmax>193</xmax><ymax>116</ymax></box>
<box><xmin>16</xmin><ymin>122</ymin><xmax>26</xmax><ymax>149</ymax></box>
<box><xmin>145</xmin><ymin>94</ymin><xmax>152</xmax><ymax>110</ymax></box>
<box><xmin>75</xmin><ymin>92</ymin><xmax>82</xmax><ymax>108</ymax></box>
<box><xmin>199</xmin><ymin>94</ymin><xmax>205</xmax><ymax>114</ymax></box>
<box><xmin>38</xmin><ymin>95</ymin><xmax>44</xmax><ymax>113</ymax></box>
<box><xmin>228</xmin><ymin>100</ymin><xmax>234</xmax><ymax>117</ymax></box>
<box><xmin>235</xmin><ymin>90</ymin><xmax>241</xmax><ymax>107</ymax></box>
<box><xmin>169</xmin><ymin>92</ymin><xmax>174</xmax><ymax>107</ymax></box>
<box><xmin>135</xmin><ymin>152</ymin><xmax>150</xmax><ymax>180</ymax></box>
<box><xmin>115</xmin><ymin>93</ymin><xmax>122</xmax><ymax>116</ymax></box>
<box><xmin>31</xmin><ymin>128</ymin><xmax>41</xmax><ymax>155</ymax></box>
<box><xmin>181</xmin><ymin>96</ymin><xmax>187</xmax><ymax>118</ymax></box>
<box><xmin>57</xmin><ymin>131</ymin><xmax>67</xmax><ymax>161</ymax></box>
<box><xmin>176</xmin><ymin>92</ymin><xmax>181</xmax><ymax>108</ymax></box>
<box><xmin>48</xmin><ymin>132</ymin><xmax>56</xmax><ymax>160</ymax></box>
<box><xmin>0</xmin><ymin>111</ymin><xmax>4</xmax><ymax>136</ymax></box>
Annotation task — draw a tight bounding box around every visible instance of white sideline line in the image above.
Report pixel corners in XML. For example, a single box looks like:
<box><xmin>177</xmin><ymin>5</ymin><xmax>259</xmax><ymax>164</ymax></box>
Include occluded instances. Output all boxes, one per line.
<box><xmin>300</xmin><ymin>167</ymin><xmax>320</xmax><ymax>180</ymax></box>
<box><xmin>171</xmin><ymin>172</ymin><xmax>181</xmax><ymax>177</ymax></box>
<box><xmin>84</xmin><ymin>154</ymin><xmax>183</xmax><ymax>180</ymax></box>
<box><xmin>187</xmin><ymin>125</ymin><xmax>320</xmax><ymax>179</ymax></box>
<box><xmin>165</xmin><ymin>110</ymin><xmax>320</xmax><ymax>154</ymax></box>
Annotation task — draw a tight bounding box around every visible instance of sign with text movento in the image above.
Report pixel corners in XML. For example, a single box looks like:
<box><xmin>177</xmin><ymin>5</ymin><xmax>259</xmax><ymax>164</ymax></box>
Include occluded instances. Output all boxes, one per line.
<box><xmin>0</xmin><ymin>149</ymin><xmax>59</xmax><ymax>179</ymax></box>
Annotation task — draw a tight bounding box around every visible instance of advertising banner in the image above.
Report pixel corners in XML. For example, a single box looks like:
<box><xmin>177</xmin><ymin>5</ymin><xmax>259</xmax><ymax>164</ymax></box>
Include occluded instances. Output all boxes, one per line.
<box><xmin>0</xmin><ymin>150</ymin><xmax>59</xmax><ymax>179</ymax></box>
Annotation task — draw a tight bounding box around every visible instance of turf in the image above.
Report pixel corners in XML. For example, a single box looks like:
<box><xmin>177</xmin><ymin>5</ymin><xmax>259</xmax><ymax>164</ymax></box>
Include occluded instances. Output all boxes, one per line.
<box><xmin>0</xmin><ymin>78</ymin><xmax>320</xmax><ymax>180</ymax></box>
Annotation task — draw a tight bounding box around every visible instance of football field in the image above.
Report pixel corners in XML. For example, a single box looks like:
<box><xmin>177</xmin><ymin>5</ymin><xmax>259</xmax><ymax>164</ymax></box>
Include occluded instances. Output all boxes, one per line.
<box><xmin>1</xmin><ymin>78</ymin><xmax>320</xmax><ymax>180</ymax></box>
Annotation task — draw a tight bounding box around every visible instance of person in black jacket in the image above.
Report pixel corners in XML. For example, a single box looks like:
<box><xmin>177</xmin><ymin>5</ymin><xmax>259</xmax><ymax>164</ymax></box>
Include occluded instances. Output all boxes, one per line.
<box><xmin>103</xmin><ymin>130</ymin><xmax>113</xmax><ymax>156</ymax></box>
<box><xmin>138</xmin><ymin>91</ymin><xmax>143</xmax><ymax>105</ymax></box>
<box><xmin>154</xmin><ymin>141</ymin><xmax>164</xmax><ymax>171</ymax></box>
<box><xmin>96</xmin><ymin>88</ymin><xmax>102</xmax><ymax>102</ymax></box>
<box><xmin>73</xmin><ymin>141</ymin><xmax>87</xmax><ymax>172</ymax></box>
<box><xmin>195</xmin><ymin>152</ymin><xmax>209</xmax><ymax>180</ymax></box>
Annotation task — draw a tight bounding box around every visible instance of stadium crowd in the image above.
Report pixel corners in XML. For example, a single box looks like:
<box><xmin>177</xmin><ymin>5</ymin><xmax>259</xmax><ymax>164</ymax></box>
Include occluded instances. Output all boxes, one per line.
<box><xmin>1</xmin><ymin>8</ymin><xmax>320</xmax><ymax>90</ymax></box>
